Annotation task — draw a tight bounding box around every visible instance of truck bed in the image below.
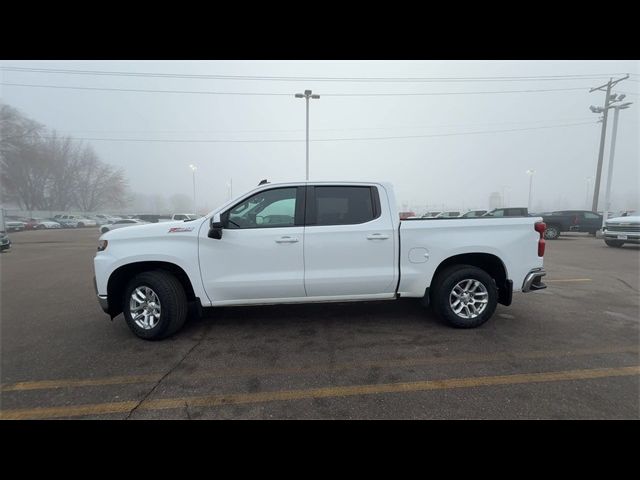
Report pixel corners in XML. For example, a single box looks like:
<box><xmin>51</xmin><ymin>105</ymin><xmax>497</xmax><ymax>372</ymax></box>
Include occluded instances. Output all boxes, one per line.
<box><xmin>398</xmin><ymin>217</ymin><xmax>543</xmax><ymax>297</ymax></box>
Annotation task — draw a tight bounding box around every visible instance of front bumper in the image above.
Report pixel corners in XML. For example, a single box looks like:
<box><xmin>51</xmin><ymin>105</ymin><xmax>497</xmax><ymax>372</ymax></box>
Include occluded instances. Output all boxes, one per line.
<box><xmin>97</xmin><ymin>295</ymin><xmax>109</xmax><ymax>313</ymax></box>
<box><xmin>603</xmin><ymin>230</ymin><xmax>640</xmax><ymax>244</ymax></box>
<box><xmin>94</xmin><ymin>275</ymin><xmax>110</xmax><ymax>313</ymax></box>
<box><xmin>522</xmin><ymin>268</ymin><xmax>547</xmax><ymax>292</ymax></box>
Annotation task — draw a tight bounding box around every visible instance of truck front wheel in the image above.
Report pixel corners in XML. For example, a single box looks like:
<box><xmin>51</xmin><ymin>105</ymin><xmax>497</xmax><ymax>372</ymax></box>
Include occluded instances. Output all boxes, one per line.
<box><xmin>431</xmin><ymin>265</ymin><xmax>498</xmax><ymax>328</ymax></box>
<box><xmin>123</xmin><ymin>271</ymin><xmax>188</xmax><ymax>340</ymax></box>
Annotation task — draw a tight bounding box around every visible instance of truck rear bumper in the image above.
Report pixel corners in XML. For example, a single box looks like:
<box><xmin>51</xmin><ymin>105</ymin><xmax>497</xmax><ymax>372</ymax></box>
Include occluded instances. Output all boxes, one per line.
<box><xmin>522</xmin><ymin>268</ymin><xmax>547</xmax><ymax>292</ymax></box>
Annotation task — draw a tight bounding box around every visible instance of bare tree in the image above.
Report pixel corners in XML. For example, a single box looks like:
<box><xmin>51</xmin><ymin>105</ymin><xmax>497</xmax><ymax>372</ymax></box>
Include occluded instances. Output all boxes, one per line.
<box><xmin>42</xmin><ymin>132</ymin><xmax>82</xmax><ymax>211</ymax></box>
<box><xmin>1</xmin><ymin>103</ymin><xmax>131</xmax><ymax>213</ymax></box>
<box><xmin>0</xmin><ymin>103</ymin><xmax>47</xmax><ymax>208</ymax></box>
<box><xmin>73</xmin><ymin>144</ymin><xmax>129</xmax><ymax>212</ymax></box>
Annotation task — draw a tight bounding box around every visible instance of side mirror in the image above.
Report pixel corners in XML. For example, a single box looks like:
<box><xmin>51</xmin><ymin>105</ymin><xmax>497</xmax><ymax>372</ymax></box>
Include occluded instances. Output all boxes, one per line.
<box><xmin>208</xmin><ymin>213</ymin><xmax>224</xmax><ymax>240</ymax></box>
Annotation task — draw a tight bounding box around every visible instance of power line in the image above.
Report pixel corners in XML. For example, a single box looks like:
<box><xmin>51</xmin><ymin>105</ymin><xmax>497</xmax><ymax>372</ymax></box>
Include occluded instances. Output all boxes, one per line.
<box><xmin>1</xmin><ymin>82</ymin><xmax>593</xmax><ymax>97</ymax></box>
<box><xmin>35</xmin><ymin>121</ymin><xmax>596</xmax><ymax>144</ymax></box>
<box><xmin>54</xmin><ymin>117</ymin><xmax>596</xmax><ymax>135</ymax></box>
<box><xmin>0</xmin><ymin>83</ymin><xmax>291</xmax><ymax>96</ymax></box>
<box><xmin>0</xmin><ymin>65</ymin><xmax>628</xmax><ymax>83</ymax></box>
<box><xmin>322</xmin><ymin>88</ymin><xmax>590</xmax><ymax>96</ymax></box>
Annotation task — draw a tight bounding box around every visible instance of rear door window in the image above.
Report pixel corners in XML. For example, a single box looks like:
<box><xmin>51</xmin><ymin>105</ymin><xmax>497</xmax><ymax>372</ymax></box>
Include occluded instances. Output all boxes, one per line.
<box><xmin>308</xmin><ymin>186</ymin><xmax>379</xmax><ymax>226</ymax></box>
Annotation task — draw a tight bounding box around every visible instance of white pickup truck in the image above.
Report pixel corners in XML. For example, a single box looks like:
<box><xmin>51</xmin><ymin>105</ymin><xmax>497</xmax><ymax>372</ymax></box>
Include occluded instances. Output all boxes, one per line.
<box><xmin>94</xmin><ymin>181</ymin><xmax>547</xmax><ymax>340</ymax></box>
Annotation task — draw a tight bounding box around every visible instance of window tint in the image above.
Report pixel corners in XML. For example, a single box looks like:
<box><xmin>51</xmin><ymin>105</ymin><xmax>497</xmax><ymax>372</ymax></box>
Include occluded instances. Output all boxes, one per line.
<box><xmin>312</xmin><ymin>186</ymin><xmax>376</xmax><ymax>226</ymax></box>
<box><xmin>491</xmin><ymin>209</ymin><xmax>505</xmax><ymax>217</ymax></box>
<box><xmin>226</xmin><ymin>188</ymin><xmax>297</xmax><ymax>229</ymax></box>
<box><xmin>584</xmin><ymin>212</ymin><xmax>600</xmax><ymax>219</ymax></box>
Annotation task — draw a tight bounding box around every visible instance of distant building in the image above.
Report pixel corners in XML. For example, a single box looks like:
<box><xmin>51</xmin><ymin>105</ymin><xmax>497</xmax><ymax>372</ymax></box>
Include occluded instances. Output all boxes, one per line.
<box><xmin>489</xmin><ymin>192</ymin><xmax>503</xmax><ymax>209</ymax></box>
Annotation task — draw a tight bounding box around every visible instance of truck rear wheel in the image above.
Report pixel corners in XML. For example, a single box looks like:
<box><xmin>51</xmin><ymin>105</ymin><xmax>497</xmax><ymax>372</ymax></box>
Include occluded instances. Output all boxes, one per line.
<box><xmin>544</xmin><ymin>225</ymin><xmax>560</xmax><ymax>240</ymax></box>
<box><xmin>431</xmin><ymin>265</ymin><xmax>498</xmax><ymax>328</ymax></box>
<box><xmin>123</xmin><ymin>271</ymin><xmax>188</xmax><ymax>340</ymax></box>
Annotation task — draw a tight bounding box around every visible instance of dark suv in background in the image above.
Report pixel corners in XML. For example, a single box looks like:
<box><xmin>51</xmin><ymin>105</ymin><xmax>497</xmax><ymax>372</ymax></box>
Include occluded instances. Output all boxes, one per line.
<box><xmin>541</xmin><ymin>210</ymin><xmax>602</xmax><ymax>239</ymax></box>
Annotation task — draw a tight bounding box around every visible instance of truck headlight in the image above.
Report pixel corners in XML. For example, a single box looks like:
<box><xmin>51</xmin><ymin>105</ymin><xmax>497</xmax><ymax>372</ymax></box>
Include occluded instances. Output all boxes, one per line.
<box><xmin>97</xmin><ymin>240</ymin><xmax>108</xmax><ymax>251</ymax></box>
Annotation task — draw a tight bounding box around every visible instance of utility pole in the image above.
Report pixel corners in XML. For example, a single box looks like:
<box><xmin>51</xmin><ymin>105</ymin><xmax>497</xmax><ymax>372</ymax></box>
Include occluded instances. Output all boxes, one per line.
<box><xmin>189</xmin><ymin>164</ymin><xmax>197</xmax><ymax>214</ymax></box>
<box><xmin>526</xmin><ymin>170</ymin><xmax>535</xmax><ymax>211</ymax></box>
<box><xmin>589</xmin><ymin>74</ymin><xmax>629</xmax><ymax>212</ymax></box>
<box><xmin>585</xmin><ymin>177</ymin><xmax>592</xmax><ymax>210</ymax></box>
<box><xmin>295</xmin><ymin>90</ymin><xmax>320</xmax><ymax>180</ymax></box>
<box><xmin>602</xmin><ymin>100</ymin><xmax>633</xmax><ymax>227</ymax></box>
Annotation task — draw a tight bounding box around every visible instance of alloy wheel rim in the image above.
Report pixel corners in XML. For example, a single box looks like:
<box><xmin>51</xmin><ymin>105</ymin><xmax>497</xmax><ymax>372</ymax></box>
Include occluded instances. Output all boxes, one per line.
<box><xmin>449</xmin><ymin>279</ymin><xmax>489</xmax><ymax>319</ymax></box>
<box><xmin>129</xmin><ymin>286</ymin><xmax>161</xmax><ymax>330</ymax></box>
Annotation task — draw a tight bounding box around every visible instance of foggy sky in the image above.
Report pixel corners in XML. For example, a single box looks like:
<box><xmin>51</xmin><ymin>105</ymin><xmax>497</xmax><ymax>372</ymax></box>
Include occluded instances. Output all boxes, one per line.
<box><xmin>1</xmin><ymin>60</ymin><xmax>638</xmax><ymax>214</ymax></box>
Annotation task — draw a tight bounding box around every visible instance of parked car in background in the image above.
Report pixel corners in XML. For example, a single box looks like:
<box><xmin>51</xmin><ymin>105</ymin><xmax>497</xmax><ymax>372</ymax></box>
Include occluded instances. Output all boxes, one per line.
<box><xmin>100</xmin><ymin>218</ymin><xmax>149</xmax><ymax>234</ymax></box>
<box><xmin>483</xmin><ymin>207</ymin><xmax>529</xmax><ymax>218</ymax></box>
<box><xmin>94</xmin><ymin>214</ymin><xmax>121</xmax><ymax>224</ymax></box>
<box><xmin>89</xmin><ymin>215</ymin><xmax>119</xmax><ymax>226</ymax></box>
<box><xmin>5</xmin><ymin>220</ymin><xmax>26</xmax><ymax>232</ymax></box>
<box><xmin>435</xmin><ymin>211</ymin><xmax>462</xmax><ymax>218</ymax></box>
<box><xmin>459</xmin><ymin>210</ymin><xmax>488</xmax><ymax>218</ymax></box>
<box><xmin>27</xmin><ymin>218</ymin><xmax>62</xmax><ymax>229</ymax></box>
<box><xmin>0</xmin><ymin>231</ymin><xmax>11</xmax><ymax>251</ymax></box>
<box><xmin>171</xmin><ymin>213</ymin><xmax>199</xmax><ymax>221</ymax></box>
<box><xmin>399</xmin><ymin>211</ymin><xmax>416</xmax><ymax>220</ymax></box>
<box><xmin>540</xmin><ymin>210</ymin><xmax>602</xmax><ymax>240</ymax></box>
<box><xmin>421</xmin><ymin>211</ymin><xmax>442</xmax><ymax>218</ymax></box>
<box><xmin>55</xmin><ymin>215</ymin><xmax>98</xmax><ymax>228</ymax></box>
<box><xmin>602</xmin><ymin>215</ymin><xmax>640</xmax><ymax>248</ymax></box>
<box><xmin>135</xmin><ymin>214</ymin><xmax>174</xmax><ymax>223</ymax></box>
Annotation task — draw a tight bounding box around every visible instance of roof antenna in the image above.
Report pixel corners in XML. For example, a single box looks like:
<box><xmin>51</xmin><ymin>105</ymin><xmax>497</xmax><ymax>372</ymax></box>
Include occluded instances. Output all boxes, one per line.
<box><xmin>258</xmin><ymin>179</ymin><xmax>269</xmax><ymax>185</ymax></box>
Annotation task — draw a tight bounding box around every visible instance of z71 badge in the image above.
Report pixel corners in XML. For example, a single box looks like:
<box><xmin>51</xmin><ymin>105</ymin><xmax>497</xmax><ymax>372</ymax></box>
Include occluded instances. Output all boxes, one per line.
<box><xmin>168</xmin><ymin>226</ymin><xmax>194</xmax><ymax>233</ymax></box>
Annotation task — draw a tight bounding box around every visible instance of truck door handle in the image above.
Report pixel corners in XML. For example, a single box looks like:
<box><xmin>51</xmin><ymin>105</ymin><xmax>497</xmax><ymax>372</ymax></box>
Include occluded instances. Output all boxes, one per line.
<box><xmin>367</xmin><ymin>233</ymin><xmax>390</xmax><ymax>240</ymax></box>
<box><xmin>275</xmin><ymin>236</ymin><xmax>299</xmax><ymax>243</ymax></box>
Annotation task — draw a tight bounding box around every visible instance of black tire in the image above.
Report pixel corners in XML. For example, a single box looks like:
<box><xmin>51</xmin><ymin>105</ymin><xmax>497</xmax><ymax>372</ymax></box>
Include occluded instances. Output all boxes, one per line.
<box><xmin>605</xmin><ymin>239</ymin><xmax>624</xmax><ymax>248</ymax></box>
<box><xmin>544</xmin><ymin>225</ymin><xmax>560</xmax><ymax>240</ymax></box>
<box><xmin>122</xmin><ymin>271</ymin><xmax>188</xmax><ymax>340</ymax></box>
<box><xmin>430</xmin><ymin>264</ymin><xmax>498</xmax><ymax>328</ymax></box>
<box><xmin>77</xmin><ymin>222</ymin><xmax>85</xmax><ymax>227</ymax></box>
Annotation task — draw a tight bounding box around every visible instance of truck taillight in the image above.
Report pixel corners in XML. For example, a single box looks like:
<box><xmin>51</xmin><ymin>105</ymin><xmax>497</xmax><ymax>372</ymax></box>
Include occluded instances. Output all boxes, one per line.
<box><xmin>535</xmin><ymin>222</ymin><xmax>546</xmax><ymax>257</ymax></box>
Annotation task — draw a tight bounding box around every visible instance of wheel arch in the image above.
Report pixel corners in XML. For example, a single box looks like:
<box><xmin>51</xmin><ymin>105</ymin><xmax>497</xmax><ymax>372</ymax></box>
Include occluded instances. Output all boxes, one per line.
<box><xmin>430</xmin><ymin>252</ymin><xmax>511</xmax><ymax>306</ymax></box>
<box><xmin>106</xmin><ymin>261</ymin><xmax>197</xmax><ymax>317</ymax></box>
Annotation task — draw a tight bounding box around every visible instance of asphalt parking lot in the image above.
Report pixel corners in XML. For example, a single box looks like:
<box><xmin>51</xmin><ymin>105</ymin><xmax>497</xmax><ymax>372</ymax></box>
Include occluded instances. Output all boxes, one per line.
<box><xmin>1</xmin><ymin>227</ymin><xmax>638</xmax><ymax>419</ymax></box>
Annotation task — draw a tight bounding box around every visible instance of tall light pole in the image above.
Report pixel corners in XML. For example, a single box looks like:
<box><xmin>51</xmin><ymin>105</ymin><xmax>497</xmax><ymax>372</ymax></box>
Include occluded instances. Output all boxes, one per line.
<box><xmin>601</xmin><ymin>99</ymin><xmax>633</xmax><ymax>228</ymax></box>
<box><xmin>295</xmin><ymin>89</ymin><xmax>320</xmax><ymax>180</ymax></box>
<box><xmin>589</xmin><ymin>74</ymin><xmax>629</xmax><ymax>212</ymax></box>
<box><xmin>526</xmin><ymin>170</ymin><xmax>535</xmax><ymax>211</ymax></box>
<box><xmin>189</xmin><ymin>164</ymin><xmax>197</xmax><ymax>214</ymax></box>
<box><xmin>585</xmin><ymin>177</ymin><xmax>593</xmax><ymax>209</ymax></box>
